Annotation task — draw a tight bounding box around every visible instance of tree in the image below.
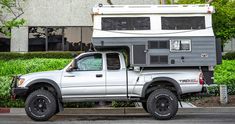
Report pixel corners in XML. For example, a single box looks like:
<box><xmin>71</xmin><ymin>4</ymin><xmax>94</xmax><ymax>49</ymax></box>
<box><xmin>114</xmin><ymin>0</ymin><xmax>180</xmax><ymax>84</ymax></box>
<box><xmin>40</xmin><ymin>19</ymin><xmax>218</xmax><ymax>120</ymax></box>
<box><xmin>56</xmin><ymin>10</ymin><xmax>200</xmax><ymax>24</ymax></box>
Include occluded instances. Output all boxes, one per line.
<box><xmin>0</xmin><ymin>0</ymin><xmax>25</xmax><ymax>36</ymax></box>
<box><xmin>176</xmin><ymin>0</ymin><xmax>235</xmax><ymax>45</ymax></box>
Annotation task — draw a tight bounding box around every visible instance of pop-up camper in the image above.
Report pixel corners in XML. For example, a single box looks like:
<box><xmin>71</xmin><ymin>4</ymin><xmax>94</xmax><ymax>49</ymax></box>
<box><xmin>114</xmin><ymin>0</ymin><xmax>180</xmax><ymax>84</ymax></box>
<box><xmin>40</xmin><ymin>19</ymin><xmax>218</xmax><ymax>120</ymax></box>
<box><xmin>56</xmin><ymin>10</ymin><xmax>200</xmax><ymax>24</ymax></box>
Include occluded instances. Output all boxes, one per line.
<box><xmin>92</xmin><ymin>4</ymin><xmax>222</xmax><ymax>84</ymax></box>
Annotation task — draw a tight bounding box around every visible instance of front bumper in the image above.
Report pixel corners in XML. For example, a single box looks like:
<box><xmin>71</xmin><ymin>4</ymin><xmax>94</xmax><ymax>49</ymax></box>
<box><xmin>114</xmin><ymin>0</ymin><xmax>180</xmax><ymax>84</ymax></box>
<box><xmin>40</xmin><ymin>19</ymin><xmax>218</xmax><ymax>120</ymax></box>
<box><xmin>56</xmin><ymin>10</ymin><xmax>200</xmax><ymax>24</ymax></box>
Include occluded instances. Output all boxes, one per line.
<box><xmin>10</xmin><ymin>76</ymin><xmax>28</xmax><ymax>99</ymax></box>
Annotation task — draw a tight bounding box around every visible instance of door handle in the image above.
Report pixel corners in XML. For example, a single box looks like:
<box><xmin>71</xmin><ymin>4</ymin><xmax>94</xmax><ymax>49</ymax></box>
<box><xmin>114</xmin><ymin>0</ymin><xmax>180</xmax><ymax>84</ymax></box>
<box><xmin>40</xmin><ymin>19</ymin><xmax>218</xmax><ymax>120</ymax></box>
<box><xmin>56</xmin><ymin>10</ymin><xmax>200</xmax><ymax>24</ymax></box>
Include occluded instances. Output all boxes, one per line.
<box><xmin>64</xmin><ymin>75</ymin><xmax>75</xmax><ymax>77</ymax></box>
<box><xmin>144</xmin><ymin>49</ymin><xmax>149</xmax><ymax>53</ymax></box>
<box><xmin>96</xmin><ymin>74</ymin><xmax>103</xmax><ymax>78</ymax></box>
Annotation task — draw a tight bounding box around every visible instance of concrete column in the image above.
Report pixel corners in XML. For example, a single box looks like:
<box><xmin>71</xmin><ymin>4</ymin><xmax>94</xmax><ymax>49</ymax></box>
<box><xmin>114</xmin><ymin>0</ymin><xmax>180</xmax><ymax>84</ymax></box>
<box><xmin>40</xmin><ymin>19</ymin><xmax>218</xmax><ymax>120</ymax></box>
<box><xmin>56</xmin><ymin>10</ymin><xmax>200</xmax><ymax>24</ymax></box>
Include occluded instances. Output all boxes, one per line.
<box><xmin>11</xmin><ymin>27</ymin><xmax>29</xmax><ymax>52</ymax></box>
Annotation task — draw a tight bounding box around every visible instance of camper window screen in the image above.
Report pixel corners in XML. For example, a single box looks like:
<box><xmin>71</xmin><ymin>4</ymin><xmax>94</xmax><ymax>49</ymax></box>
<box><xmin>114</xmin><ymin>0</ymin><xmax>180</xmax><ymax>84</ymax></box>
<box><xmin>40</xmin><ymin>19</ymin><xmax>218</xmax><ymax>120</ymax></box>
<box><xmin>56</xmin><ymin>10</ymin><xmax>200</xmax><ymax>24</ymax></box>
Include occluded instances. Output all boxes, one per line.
<box><xmin>102</xmin><ymin>17</ymin><xmax>150</xmax><ymax>30</ymax></box>
<box><xmin>170</xmin><ymin>39</ymin><xmax>191</xmax><ymax>52</ymax></box>
<box><xmin>161</xmin><ymin>16</ymin><xmax>205</xmax><ymax>30</ymax></box>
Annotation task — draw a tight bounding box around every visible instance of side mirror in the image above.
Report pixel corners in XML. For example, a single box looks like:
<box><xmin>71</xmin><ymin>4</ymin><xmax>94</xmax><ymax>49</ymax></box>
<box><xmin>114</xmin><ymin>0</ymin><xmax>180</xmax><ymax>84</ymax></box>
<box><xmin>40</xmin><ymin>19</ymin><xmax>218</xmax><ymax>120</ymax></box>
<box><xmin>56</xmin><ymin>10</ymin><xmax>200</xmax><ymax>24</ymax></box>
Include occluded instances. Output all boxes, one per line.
<box><xmin>66</xmin><ymin>59</ymin><xmax>78</xmax><ymax>72</ymax></box>
<box><xmin>66</xmin><ymin>66</ymin><xmax>73</xmax><ymax>72</ymax></box>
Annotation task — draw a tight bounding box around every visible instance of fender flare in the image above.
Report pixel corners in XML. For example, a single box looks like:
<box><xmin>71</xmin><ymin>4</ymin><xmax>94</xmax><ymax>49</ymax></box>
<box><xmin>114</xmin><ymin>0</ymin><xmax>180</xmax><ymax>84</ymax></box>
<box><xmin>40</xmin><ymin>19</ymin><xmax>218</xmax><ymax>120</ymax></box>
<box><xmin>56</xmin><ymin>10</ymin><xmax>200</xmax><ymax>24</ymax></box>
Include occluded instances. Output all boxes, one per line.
<box><xmin>26</xmin><ymin>79</ymin><xmax>62</xmax><ymax>99</ymax></box>
<box><xmin>141</xmin><ymin>77</ymin><xmax>182</xmax><ymax>98</ymax></box>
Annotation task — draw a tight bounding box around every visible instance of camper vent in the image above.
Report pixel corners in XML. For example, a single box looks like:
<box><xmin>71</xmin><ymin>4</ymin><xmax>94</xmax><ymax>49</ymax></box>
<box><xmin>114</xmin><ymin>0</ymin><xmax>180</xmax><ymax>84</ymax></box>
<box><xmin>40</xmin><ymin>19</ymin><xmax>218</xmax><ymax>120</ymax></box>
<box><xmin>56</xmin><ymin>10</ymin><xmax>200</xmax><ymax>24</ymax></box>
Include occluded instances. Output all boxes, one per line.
<box><xmin>150</xmin><ymin>55</ymin><xmax>168</xmax><ymax>64</ymax></box>
<box><xmin>148</xmin><ymin>41</ymin><xmax>169</xmax><ymax>49</ymax></box>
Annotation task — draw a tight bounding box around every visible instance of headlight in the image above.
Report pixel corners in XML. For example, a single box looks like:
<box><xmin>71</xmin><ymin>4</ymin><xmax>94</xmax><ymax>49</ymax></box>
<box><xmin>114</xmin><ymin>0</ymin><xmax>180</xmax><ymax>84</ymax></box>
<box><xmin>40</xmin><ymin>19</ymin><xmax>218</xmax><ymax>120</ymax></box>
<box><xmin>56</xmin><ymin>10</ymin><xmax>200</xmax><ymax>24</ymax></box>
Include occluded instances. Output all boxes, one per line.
<box><xmin>17</xmin><ymin>78</ymin><xmax>25</xmax><ymax>86</ymax></box>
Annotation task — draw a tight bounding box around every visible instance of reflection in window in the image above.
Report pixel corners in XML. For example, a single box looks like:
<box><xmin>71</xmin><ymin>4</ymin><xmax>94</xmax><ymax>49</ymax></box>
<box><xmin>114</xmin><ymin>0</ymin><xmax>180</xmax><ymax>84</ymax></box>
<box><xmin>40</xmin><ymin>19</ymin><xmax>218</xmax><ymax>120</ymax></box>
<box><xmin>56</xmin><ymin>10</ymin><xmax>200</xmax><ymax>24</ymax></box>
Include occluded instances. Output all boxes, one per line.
<box><xmin>76</xmin><ymin>54</ymin><xmax>102</xmax><ymax>71</ymax></box>
<box><xmin>28</xmin><ymin>27</ymin><xmax>46</xmax><ymax>51</ymax></box>
<box><xmin>47</xmin><ymin>28</ymin><xmax>63</xmax><ymax>51</ymax></box>
<box><xmin>102</xmin><ymin>17</ymin><xmax>150</xmax><ymax>30</ymax></box>
<box><xmin>162</xmin><ymin>17</ymin><xmax>205</xmax><ymax>30</ymax></box>
<box><xmin>0</xmin><ymin>33</ymin><xmax>10</xmax><ymax>52</ymax></box>
<box><xmin>29</xmin><ymin>27</ymin><xmax>93</xmax><ymax>51</ymax></box>
<box><xmin>170</xmin><ymin>39</ymin><xmax>191</xmax><ymax>52</ymax></box>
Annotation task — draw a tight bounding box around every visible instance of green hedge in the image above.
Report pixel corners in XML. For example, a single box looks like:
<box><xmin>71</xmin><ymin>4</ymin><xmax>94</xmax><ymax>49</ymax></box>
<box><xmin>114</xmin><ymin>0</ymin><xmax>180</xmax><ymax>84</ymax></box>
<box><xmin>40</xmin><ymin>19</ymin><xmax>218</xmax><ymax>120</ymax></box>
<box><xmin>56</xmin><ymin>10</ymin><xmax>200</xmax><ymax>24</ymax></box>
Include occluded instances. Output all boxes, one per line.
<box><xmin>0</xmin><ymin>52</ymin><xmax>235</xmax><ymax>107</ymax></box>
<box><xmin>0</xmin><ymin>51</ymin><xmax>82</xmax><ymax>60</ymax></box>
<box><xmin>0</xmin><ymin>58</ymin><xmax>71</xmax><ymax>76</ymax></box>
<box><xmin>0</xmin><ymin>76</ymin><xmax>24</xmax><ymax>107</ymax></box>
<box><xmin>223</xmin><ymin>52</ymin><xmax>235</xmax><ymax>60</ymax></box>
<box><xmin>214</xmin><ymin>60</ymin><xmax>235</xmax><ymax>95</ymax></box>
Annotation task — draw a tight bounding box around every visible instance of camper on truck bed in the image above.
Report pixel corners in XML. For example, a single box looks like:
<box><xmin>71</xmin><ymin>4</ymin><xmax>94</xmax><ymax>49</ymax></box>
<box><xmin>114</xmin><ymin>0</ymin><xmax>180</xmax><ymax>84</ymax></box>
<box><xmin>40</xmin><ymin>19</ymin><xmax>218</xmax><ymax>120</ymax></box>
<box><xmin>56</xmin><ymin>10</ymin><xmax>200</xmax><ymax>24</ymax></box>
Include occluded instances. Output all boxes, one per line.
<box><xmin>92</xmin><ymin>4</ymin><xmax>222</xmax><ymax>84</ymax></box>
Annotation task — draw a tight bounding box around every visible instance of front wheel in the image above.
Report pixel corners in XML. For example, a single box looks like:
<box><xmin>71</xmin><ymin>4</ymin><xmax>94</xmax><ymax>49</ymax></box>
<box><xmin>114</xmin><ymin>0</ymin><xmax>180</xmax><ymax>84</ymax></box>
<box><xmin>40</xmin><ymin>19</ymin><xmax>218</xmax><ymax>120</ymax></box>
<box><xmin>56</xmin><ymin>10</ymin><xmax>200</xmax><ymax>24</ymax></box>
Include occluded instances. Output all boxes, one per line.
<box><xmin>25</xmin><ymin>89</ymin><xmax>57</xmax><ymax>121</ymax></box>
<box><xmin>147</xmin><ymin>89</ymin><xmax>178</xmax><ymax>120</ymax></box>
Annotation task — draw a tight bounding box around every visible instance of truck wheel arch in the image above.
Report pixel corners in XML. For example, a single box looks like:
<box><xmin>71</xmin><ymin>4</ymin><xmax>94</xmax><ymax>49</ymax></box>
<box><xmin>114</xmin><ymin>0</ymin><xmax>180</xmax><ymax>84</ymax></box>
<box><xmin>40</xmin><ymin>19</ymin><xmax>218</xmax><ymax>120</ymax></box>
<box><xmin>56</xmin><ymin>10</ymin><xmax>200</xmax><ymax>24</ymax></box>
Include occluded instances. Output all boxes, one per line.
<box><xmin>26</xmin><ymin>79</ymin><xmax>62</xmax><ymax>99</ymax></box>
<box><xmin>26</xmin><ymin>79</ymin><xmax>64</xmax><ymax>112</ymax></box>
<box><xmin>141</xmin><ymin>77</ymin><xmax>182</xmax><ymax>98</ymax></box>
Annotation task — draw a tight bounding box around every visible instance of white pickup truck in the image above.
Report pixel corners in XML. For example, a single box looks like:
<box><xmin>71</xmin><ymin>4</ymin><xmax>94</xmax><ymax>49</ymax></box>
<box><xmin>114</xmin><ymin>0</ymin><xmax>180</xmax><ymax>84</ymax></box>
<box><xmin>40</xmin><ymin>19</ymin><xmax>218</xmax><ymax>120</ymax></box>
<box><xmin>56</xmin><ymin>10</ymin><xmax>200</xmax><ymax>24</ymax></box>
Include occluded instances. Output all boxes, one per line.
<box><xmin>11</xmin><ymin>51</ymin><xmax>204</xmax><ymax>121</ymax></box>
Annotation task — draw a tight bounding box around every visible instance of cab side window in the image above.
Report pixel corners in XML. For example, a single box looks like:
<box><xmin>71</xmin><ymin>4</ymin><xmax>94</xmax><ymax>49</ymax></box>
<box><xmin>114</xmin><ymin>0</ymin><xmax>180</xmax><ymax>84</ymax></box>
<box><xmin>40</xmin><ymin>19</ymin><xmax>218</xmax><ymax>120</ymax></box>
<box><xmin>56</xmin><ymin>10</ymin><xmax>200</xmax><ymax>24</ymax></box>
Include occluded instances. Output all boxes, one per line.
<box><xmin>106</xmin><ymin>53</ymin><xmax>120</xmax><ymax>70</ymax></box>
<box><xmin>76</xmin><ymin>54</ymin><xmax>102</xmax><ymax>71</ymax></box>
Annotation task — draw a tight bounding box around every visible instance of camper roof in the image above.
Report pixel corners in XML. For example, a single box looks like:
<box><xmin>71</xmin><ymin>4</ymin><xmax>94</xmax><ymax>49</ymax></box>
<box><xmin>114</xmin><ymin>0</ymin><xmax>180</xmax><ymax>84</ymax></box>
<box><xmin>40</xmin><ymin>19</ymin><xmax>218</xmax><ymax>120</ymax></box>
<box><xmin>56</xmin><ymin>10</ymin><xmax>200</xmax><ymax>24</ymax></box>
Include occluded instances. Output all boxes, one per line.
<box><xmin>93</xmin><ymin>4</ymin><xmax>214</xmax><ymax>15</ymax></box>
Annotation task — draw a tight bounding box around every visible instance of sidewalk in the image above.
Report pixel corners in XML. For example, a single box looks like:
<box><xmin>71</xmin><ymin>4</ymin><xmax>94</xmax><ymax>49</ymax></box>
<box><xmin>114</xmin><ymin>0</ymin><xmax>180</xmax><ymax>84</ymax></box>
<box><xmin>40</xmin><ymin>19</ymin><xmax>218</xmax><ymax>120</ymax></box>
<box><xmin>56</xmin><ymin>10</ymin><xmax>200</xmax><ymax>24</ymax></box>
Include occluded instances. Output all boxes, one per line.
<box><xmin>1</xmin><ymin>107</ymin><xmax>235</xmax><ymax>116</ymax></box>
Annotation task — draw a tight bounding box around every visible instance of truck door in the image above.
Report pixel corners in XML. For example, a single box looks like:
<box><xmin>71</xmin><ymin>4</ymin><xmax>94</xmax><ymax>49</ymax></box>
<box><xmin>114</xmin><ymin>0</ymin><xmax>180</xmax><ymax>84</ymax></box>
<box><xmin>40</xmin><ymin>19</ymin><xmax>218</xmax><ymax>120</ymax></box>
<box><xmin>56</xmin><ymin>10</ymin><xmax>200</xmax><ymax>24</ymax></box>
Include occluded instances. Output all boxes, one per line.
<box><xmin>61</xmin><ymin>53</ymin><xmax>105</xmax><ymax>97</ymax></box>
<box><xmin>105</xmin><ymin>53</ymin><xmax>127</xmax><ymax>96</ymax></box>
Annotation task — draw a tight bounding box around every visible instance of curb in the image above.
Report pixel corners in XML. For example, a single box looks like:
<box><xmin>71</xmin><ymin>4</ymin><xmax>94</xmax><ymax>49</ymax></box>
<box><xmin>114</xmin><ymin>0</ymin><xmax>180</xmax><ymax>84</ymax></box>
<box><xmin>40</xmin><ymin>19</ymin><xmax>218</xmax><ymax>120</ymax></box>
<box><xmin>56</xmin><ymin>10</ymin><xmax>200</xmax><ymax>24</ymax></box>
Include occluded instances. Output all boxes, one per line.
<box><xmin>2</xmin><ymin>107</ymin><xmax>235</xmax><ymax>115</ymax></box>
<box><xmin>0</xmin><ymin>108</ymin><xmax>10</xmax><ymax>113</ymax></box>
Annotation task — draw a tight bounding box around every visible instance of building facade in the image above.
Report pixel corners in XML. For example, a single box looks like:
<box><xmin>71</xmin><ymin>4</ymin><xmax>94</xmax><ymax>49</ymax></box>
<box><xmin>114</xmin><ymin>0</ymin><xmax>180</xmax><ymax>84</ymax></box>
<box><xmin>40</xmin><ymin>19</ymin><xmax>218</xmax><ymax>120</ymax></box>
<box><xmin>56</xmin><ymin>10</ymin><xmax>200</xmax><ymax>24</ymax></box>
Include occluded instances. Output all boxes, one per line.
<box><xmin>0</xmin><ymin>0</ymin><xmax>159</xmax><ymax>52</ymax></box>
<box><xmin>223</xmin><ymin>39</ymin><xmax>235</xmax><ymax>52</ymax></box>
<box><xmin>1</xmin><ymin>0</ymin><xmax>234</xmax><ymax>52</ymax></box>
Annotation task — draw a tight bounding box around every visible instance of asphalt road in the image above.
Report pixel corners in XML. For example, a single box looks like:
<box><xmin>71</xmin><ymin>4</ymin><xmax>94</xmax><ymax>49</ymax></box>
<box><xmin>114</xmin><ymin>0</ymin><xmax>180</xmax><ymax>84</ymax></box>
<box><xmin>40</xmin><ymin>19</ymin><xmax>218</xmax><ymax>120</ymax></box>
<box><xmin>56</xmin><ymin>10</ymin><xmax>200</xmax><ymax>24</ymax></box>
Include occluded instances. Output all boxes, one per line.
<box><xmin>0</xmin><ymin>113</ymin><xmax>235</xmax><ymax>124</ymax></box>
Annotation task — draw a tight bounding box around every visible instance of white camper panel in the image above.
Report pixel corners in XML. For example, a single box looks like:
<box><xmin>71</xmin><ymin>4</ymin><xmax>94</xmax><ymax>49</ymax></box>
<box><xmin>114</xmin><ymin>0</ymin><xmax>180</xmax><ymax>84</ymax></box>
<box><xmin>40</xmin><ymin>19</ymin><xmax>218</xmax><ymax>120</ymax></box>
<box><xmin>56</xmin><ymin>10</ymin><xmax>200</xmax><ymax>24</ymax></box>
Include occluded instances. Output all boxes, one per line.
<box><xmin>92</xmin><ymin>4</ymin><xmax>219</xmax><ymax>68</ymax></box>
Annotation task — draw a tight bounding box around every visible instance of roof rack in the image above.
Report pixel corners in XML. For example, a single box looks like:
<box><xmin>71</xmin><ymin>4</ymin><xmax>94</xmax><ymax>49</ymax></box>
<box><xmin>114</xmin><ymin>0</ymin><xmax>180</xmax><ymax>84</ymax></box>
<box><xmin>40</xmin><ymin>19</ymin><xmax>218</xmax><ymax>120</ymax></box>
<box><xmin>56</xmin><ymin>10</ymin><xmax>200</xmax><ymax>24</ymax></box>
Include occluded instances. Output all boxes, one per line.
<box><xmin>97</xmin><ymin>4</ymin><xmax>210</xmax><ymax>8</ymax></box>
<box><xmin>93</xmin><ymin>4</ymin><xmax>214</xmax><ymax>14</ymax></box>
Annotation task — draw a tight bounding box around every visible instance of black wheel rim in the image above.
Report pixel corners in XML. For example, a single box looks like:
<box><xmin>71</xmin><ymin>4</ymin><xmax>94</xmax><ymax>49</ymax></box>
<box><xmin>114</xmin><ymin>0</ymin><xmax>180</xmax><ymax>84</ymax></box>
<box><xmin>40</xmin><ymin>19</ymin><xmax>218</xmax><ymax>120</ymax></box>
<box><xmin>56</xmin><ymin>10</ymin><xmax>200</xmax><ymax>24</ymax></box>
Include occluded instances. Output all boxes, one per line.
<box><xmin>29</xmin><ymin>96</ymin><xmax>49</xmax><ymax>116</ymax></box>
<box><xmin>155</xmin><ymin>95</ymin><xmax>171</xmax><ymax>115</ymax></box>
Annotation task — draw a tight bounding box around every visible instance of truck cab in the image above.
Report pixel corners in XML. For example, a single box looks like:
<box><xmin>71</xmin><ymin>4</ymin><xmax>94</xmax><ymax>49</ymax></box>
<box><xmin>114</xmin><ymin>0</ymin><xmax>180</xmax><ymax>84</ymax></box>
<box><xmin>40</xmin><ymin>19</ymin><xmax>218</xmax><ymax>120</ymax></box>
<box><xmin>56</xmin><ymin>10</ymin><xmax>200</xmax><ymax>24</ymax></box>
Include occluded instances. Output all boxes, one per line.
<box><xmin>62</xmin><ymin>52</ymin><xmax>129</xmax><ymax>100</ymax></box>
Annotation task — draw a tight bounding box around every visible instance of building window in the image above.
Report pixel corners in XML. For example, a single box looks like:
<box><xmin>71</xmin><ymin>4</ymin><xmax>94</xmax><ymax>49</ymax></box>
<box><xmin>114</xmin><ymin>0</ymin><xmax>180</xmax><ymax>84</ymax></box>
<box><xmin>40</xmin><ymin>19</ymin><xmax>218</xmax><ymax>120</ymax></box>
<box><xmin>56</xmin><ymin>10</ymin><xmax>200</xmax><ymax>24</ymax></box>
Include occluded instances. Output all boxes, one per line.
<box><xmin>64</xmin><ymin>27</ymin><xmax>93</xmax><ymax>51</ymax></box>
<box><xmin>29</xmin><ymin>27</ymin><xmax>93</xmax><ymax>51</ymax></box>
<box><xmin>0</xmin><ymin>33</ymin><xmax>10</xmax><ymax>52</ymax></box>
<box><xmin>47</xmin><ymin>28</ymin><xmax>64</xmax><ymax>51</ymax></box>
<box><xmin>28</xmin><ymin>27</ymin><xmax>46</xmax><ymax>51</ymax></box>
<box><xmin>102</xmin><ymin>17</ymin><xmax>150</xmax><ymax>30</ymax></box>
<box><xmin>148</xmin><ymin>40</ymin><xmax>169</xmax><ymax>49</ymax></box>
<box><xmin>170</xmin><ymin>39</ymin><xmax>191</xmax><ymax>52</ymax></box>
<box><xmin>161</xmin><ymin>16</ymin><xmax>205</xmax><ymax>30</ymax></box>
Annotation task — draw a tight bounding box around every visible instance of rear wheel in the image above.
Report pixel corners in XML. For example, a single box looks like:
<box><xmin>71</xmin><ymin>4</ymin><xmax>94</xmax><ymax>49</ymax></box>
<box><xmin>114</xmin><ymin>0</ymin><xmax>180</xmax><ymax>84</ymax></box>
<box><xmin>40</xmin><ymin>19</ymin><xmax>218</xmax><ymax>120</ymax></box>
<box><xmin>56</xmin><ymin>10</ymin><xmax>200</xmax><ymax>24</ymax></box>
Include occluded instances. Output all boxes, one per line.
<box><xmin>147</xmin><ymin>89</ymin><xmax>178</xmax><ymax>120</ymax></box>
<box><xmin>25</xmin><ymin>89</ymin><xmax>57</xmax><ymax>121</ymax></box>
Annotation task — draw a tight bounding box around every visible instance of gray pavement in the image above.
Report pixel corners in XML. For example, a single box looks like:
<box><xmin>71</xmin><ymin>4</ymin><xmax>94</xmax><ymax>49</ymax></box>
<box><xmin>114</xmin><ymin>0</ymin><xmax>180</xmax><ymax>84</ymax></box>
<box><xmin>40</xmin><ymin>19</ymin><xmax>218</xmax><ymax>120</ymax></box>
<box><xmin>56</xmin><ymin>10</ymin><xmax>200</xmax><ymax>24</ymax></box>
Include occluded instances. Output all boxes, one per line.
<box><xmin>0</xmin><ymin>113</ymin><xmax>235</xmax><ymax>124</ymax></box>
<box><xmin>1</xmin><ymin>107</ymin><xmax>235</xmax><ymax>124</ymax></box>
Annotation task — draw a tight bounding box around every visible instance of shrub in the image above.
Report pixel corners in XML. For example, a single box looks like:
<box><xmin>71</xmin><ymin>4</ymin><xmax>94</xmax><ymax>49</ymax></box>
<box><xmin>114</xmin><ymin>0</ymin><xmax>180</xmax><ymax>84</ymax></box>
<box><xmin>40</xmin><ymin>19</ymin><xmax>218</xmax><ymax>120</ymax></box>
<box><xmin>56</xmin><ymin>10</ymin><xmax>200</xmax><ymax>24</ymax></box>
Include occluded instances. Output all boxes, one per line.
<box><xmin>0</xmin><ymin>76</ymin><xmax>24</xmax><ymax>107</ymax></box>
<box><xmin>223</xmin><ymin>52</ymin><xmax>235</xmax><ymax>60</ymax></box>
<box><xmin>0</xmin><ymin>58</ymin><xmax>71</xmax><ymax>76</ymax></box>
<box><xmin>112</xmin><ymin>101</ymin><xmax>135</xmax><ymax>107</ymax></box>
<box><xmin>0</xmin><ymin>51</ymin><xmax>82</xmax><ymax>60</ymax></box>
<box><xmin>214</xmin><ymin>60</ymin><xmax>235</xmax><ymax>95</ymax></box>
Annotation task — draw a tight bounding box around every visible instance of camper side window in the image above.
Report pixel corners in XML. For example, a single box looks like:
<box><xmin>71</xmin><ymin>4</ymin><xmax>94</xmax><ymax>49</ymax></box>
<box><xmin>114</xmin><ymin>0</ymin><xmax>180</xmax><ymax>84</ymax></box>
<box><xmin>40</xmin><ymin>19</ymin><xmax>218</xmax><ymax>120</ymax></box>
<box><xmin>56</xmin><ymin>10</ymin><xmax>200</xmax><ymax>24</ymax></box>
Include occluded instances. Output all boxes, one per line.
<box><xmin>102</xmin><ymin>17</ymin><xmax>150</xmax><ymax>30</ymax></box>
<box><xmin>170</xmin><ymin>39</ymin><xmax>191</xmax><ymax>52</ymax></box>
<box><xmin>161</xmin><ymin>16</ymin><xmax>205</xmax><ymax>30</ymax></box>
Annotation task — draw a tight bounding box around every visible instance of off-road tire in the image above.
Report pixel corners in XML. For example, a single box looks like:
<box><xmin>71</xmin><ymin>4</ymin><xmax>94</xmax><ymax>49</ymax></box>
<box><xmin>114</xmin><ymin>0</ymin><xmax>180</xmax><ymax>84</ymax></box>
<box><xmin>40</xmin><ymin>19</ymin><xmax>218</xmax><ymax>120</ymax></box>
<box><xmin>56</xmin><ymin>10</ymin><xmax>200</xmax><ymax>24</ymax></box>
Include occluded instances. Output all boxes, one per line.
<box><xmin>25</xmin><ymin>89</ymin><xmax>57</xmax><ymax>121</ymax></box>
<box><xmin>147</xmin><ymin>89</ymin><xmax>178</xmax><ymax>120</ymax></box>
